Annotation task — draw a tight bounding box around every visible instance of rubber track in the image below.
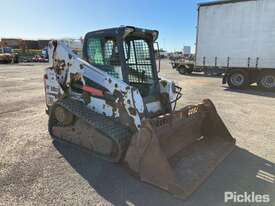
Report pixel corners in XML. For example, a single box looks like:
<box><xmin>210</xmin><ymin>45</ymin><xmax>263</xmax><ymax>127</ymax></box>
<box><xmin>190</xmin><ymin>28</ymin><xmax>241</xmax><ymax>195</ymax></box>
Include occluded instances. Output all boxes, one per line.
<box><xmin>50</xmin><ymin>98</ymin><xmax>133</xmax><ymax>162</ymax></box>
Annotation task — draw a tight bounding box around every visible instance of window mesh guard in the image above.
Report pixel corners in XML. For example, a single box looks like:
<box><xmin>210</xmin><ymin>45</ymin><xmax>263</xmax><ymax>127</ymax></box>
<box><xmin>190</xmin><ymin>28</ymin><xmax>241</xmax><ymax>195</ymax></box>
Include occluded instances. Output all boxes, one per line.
<box><xmin>125</xmin><ymin>40</ymin><xmax>154</xmax><ymax>85</ymax></box>
<box><xmin>87</xmin><ymin>38</ymin><xmax>120</xmax><ymax>79</ymax></box>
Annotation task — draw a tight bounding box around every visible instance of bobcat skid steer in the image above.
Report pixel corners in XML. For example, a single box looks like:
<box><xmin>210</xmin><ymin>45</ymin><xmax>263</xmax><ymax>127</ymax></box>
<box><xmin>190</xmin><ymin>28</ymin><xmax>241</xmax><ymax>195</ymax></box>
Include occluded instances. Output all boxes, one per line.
<box><xmin>44</xmin><ymin>26</ymin><xmax>236</xmax><ymax>199</ymax></box>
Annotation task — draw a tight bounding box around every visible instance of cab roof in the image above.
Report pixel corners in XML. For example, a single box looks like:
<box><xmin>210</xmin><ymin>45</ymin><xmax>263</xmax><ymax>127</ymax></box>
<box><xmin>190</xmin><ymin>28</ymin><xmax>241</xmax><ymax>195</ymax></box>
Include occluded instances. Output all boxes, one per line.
<box><xmin>84</xmin><ymin>26</ymin><xmax>159</xmax><ymax>42</ymax></box>
<box><xmin>198</xmin><ymin>0</ymin><xmax>255</xmax><ymax>7</ymax></box>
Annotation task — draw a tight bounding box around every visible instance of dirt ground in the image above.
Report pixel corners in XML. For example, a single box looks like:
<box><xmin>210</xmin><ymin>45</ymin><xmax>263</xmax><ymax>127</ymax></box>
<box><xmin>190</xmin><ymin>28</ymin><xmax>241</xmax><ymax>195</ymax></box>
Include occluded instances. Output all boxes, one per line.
<box><xmin>0</xmin><ymin>61</ymin><xmax>275</xmax><ymax>206</ymax></box>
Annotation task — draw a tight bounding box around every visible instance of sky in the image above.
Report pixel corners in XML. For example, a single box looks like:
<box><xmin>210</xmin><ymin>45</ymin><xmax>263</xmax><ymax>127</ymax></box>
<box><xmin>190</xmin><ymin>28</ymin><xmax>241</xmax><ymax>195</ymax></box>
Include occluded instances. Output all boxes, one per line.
<box><xmin>0</xmin><ymin>0</ymin><xmax>210</xmax><ymax>52</ymax></box>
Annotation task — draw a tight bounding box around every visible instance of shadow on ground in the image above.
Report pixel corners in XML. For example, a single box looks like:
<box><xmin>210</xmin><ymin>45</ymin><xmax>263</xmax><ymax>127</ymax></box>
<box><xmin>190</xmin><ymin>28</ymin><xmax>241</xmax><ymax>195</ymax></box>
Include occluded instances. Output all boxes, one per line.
<box><xmin>181</xmin><ymin>72</ymin><xmax>222</xmax><ymax>79</ymax></box>
<box><xmin>223</xmin><ymin>86</ymin><xmax>275</xmax><ymax>98</ymax></box>
<box><xmin>54</xmin><ymin>141</ymin><xmax>275</xmax><ymax>206</ymax></box>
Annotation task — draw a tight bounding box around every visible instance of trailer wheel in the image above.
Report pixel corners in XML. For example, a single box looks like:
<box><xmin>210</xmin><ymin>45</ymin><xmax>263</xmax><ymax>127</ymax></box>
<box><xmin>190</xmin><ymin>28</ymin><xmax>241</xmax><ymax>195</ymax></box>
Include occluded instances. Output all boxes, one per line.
<box><xmin>257</xmin><ymin>71</ymin><xmax>275</xmax><ymax>91</ymax></box>
<box><xmin>227</xmin><ymin>70</ymin><xmax>249</xmax><ymax>89</ymax></box>
<box><xmin>178</xmin><ymin>66</ymin><xmax>186</xmax><ymax>75</ymax></box>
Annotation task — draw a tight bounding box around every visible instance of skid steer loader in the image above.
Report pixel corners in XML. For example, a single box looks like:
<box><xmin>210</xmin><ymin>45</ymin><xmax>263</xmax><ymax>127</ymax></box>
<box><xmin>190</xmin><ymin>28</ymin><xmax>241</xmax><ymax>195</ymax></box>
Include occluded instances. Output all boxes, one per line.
<box><xmin>44</xmin><ymin>26</ymin><xmax>236</xmax><ymax>199</ymax></box>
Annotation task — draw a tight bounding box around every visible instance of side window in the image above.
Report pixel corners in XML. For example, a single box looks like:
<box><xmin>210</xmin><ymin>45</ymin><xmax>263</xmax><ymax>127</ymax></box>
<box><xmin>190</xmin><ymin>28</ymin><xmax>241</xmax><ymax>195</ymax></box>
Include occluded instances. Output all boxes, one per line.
<box><xmin>104</xmin><ymin>40</ymin><xmax>113</xmax><ymax>62</ymax></box>
<box><xmin>87</xmin><ymin>38</ymin><xmax>104</xmax><ymax>65</ymax></box>
<box><xmin>104</xmin><ymin>40</ymin><xmax>120</xmax><ymax>66</ymax></box>
<box><xmin>86</xmin><ymin>37</ymin><xmax>122</xmax><ymax>79</ymax></box>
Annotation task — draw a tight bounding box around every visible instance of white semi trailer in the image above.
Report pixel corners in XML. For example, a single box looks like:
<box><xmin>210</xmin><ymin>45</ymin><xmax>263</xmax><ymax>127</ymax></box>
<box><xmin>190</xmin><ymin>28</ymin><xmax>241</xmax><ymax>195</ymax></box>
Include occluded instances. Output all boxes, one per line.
<box><xmin>195</xmin><ymin>0</ymin><xmax>275</xmax><ymax>90</ymax></box>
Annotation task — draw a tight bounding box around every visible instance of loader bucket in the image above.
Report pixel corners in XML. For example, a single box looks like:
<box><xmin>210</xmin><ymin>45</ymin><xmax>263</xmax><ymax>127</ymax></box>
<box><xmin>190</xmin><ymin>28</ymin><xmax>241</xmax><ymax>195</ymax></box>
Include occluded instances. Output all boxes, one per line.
<box><xmin>124</xmin><ymin>99</ymin><xmax>236</xmax><ymax>199</ymax></box>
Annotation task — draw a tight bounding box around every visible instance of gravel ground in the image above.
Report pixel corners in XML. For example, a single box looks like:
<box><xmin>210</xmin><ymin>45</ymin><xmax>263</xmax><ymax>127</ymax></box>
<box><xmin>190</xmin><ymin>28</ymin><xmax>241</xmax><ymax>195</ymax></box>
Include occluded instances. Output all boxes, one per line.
<box><xmin>0</xmin><ymin>62</ymin><xmax>274</xmax><ymax>206</ymax></box>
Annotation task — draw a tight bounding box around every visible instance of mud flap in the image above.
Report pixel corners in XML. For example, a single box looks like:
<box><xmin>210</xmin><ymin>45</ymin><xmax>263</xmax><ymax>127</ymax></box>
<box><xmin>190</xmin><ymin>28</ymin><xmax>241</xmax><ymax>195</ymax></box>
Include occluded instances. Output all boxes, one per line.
<box><xmin>124</xmin><ymin>99</ymin><xmax>236</xmax><ymax>199</ymax></box>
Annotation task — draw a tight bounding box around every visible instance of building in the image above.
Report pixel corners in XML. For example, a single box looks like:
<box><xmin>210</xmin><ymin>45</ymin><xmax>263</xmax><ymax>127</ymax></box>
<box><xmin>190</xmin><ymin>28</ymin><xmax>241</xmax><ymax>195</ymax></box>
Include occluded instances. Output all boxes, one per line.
<box><xmin>38</xmin><ymin>40</ymin><xmax>50</xmax><ymax>49</ymax></box>
<box><xmin>63</xmin><ymin>38</ymin><xmax>83</xmax><ymax>50</ymax></box>
<box><xmin>24</xmin><ymin>40</ymin><xmax>40</xmax><ymax>49</ymax></box>
<box><xmin>183</xmin><ymin>46</ymin><xmax>191</xmax><ymax>55</ymax></box>
<box><xmin>1</xmin><ymin>38</ymin><xmax>22</xmax><ymax>49</ymax></box>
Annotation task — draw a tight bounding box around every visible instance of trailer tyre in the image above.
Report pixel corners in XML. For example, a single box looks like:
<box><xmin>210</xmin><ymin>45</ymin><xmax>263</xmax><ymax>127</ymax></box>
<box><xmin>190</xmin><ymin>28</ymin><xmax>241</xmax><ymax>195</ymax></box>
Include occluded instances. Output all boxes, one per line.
<box><xmin>178</xmin><ymin>66</ymin><xmax>186</xmax><ymax>75</ymax></box>
<box><xmin>227</xmin><ymin>70</ymin><xmax>249</xmax><ymax>89</ymax></box>
<box><xmin>257</xmin><ymin>71</ymin><xmax>275</xmax><ymax>91</ymax></box>
<box><xmin>178</xmin><ymin>66</ymin><xmax>193</xmax><ymax>75</ymax></box>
